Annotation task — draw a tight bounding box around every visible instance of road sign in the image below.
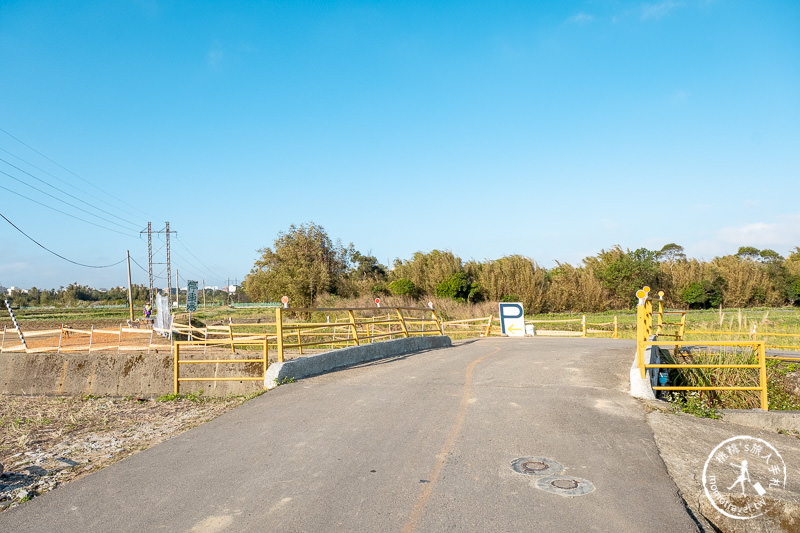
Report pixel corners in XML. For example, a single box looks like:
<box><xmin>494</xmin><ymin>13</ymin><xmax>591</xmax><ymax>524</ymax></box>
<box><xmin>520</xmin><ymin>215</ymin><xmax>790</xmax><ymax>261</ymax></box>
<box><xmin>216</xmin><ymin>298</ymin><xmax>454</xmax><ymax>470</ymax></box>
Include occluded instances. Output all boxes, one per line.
<box><xmin>375</xmin><ymin>297</ymin><xmax>381</xmax><ymax>307</ymax></box>
<box><xmin>186</xmin><ymin>281</ymin><xmax>198</xmax><ymax>312</ymax></box>
<box><xmin>499</xmin><ymin>302</ymin><xmax>525</xmax><ymax>337</ymax></box>
<box><xmin>281</xmin><ymin>295</ymin><xmax>289</xmax><ymax>308</ymax></box>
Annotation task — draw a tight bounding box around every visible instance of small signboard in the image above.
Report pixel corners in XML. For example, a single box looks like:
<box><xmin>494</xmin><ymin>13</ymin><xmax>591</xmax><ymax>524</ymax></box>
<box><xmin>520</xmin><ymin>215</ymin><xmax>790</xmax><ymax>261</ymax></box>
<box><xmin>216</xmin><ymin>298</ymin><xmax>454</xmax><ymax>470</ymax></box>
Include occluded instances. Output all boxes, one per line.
<box><xmin>499</xmin><ymin>302</ymin><xmax>525</xmax><ymax>337</ymax></box>
<box><xmin>186</xmin><ymin>280</ymin><xmax>198</xmax><ymax>312</ymax></box>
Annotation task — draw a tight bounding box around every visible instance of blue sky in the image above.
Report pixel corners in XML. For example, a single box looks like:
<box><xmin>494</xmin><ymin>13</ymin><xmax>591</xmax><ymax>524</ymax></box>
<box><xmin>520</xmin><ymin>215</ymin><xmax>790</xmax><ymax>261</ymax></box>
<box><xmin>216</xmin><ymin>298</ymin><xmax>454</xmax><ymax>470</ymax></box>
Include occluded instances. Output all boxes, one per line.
<box><xmin>1</xmin><ymin>0</ymin><xmax>798</xmax><ymax>290</ymax></box>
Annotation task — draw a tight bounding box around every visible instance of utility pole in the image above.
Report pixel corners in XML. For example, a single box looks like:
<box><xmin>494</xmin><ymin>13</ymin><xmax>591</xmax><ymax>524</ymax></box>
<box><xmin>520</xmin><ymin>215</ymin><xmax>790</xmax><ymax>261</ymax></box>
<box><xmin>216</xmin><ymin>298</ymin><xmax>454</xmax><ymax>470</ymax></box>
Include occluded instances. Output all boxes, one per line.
<box><xmin>166</xmin><ymin>221</ymin><xmax>172</xmax><ymax>308</ymax></box>
<box><xmin>175</xmin><ymin>269</ymin><xmax>179</xmax><ymax>310</ymax></box>
<box><xmin>202</xmin><ymin>279</ymin><xmax>206</xmax><ymax>309</ymax></box>
<box><xmin>142</xmin><ymin>222</ymin><xmax>154</xmax><ymax>304</ymax></box>
<box><xmin>126</xmin><ymin>250</ymin><xmax>133</xmax><ymax>322</ymax></box>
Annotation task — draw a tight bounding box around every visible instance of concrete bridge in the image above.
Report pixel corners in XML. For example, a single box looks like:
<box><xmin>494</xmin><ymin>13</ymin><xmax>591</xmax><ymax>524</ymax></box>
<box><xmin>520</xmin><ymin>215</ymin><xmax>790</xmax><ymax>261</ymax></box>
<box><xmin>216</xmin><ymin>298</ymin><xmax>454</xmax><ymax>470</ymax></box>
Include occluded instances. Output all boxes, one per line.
<box><xmin>2</xmin><ymin>337</ymin><xmax>798</xmax><ymax>531</ymax></box>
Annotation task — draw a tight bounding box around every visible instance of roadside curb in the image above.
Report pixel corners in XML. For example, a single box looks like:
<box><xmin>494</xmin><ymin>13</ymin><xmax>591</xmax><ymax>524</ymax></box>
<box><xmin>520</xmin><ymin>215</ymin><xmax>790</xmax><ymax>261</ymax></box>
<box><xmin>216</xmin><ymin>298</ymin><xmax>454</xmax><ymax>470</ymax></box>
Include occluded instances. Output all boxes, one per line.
<box><xmin>264</xmin><ymin>336</ymin><xmax>452</xmax><ymax>389</ymax></box>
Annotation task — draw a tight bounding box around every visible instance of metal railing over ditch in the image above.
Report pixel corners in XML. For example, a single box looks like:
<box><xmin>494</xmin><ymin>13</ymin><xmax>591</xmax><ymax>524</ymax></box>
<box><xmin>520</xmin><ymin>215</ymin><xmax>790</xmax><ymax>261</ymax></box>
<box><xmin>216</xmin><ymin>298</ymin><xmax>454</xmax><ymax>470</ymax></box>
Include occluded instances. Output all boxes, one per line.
<box><xmin>635</xmin><ymin>287</ymin><xmax>769</xmax><ymax>410</ymax></box>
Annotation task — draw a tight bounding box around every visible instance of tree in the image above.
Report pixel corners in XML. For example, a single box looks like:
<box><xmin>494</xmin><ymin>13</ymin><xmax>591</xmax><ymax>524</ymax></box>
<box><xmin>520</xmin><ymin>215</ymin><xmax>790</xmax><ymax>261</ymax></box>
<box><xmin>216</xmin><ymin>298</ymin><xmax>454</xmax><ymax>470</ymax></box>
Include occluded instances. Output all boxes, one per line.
<box><xmin>591</xmin><ymin>247</ymin><xmax>659</xmax><ymax>307</ymax></box>
<box><xmin>758</xmin><ymin>249</ymin><xmax>784</xmax><ymax>264</ymax></box>
<box><xmin>388</xmin><ymin>278</ymin><xmax>418</xmax><ymax>298</ymax></box>
<box><xmin>391</xmin><ymin>250</ymin><xmax>463</xmax><ymax>295</ymax></box>
<box><xmin>656</xmin><ymin>243</ymin><xmax>686</xmax><ymax>262</ymax></box>
<box><xmin>472</xmin><ymin>255</ymin><xmax>546</xmax><ymax>311</ymax></box>
<box><xmin>435</xmin><ymin>272</ymin><xmax>472</xmax><ymax>302</ymax></box>
<box><xmin>736</xmin><ymin>246</ymin><xmax>761</xmax><ymax>261</ymax></box>
<box><xmin>243</xmin><ymin>223</ymin><xmax>349</xmax><ymax>307</ymax></box>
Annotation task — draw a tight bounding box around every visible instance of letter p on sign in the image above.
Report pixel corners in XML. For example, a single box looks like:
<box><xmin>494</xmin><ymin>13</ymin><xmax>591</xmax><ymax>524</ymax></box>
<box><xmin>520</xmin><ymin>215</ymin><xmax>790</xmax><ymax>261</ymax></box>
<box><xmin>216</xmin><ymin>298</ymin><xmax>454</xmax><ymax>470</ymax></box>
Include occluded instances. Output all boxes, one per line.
<box><xmin>499</xmin><ymin>302</ymin><xmax>525</xmax><ymax>336</ymax></box>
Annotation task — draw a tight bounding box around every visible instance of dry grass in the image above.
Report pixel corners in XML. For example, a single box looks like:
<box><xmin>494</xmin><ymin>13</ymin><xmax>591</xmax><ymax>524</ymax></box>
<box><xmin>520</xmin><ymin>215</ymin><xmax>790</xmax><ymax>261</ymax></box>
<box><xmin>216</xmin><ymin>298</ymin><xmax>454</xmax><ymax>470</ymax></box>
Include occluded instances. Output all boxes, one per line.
<box><xmin>0</xmin><ymin>393</ymin><xmax>258</xmax><ymax>511</ymax></box>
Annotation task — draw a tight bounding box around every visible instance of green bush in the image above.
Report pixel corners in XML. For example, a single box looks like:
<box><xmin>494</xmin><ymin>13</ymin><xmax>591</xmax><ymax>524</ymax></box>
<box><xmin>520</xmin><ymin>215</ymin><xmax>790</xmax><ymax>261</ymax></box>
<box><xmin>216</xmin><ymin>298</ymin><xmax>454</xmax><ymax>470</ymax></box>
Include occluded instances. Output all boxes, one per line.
<box><xmin>388</xmin><ymin>278</ymin><xmax>418</xmax><ymax>298</ymax></box>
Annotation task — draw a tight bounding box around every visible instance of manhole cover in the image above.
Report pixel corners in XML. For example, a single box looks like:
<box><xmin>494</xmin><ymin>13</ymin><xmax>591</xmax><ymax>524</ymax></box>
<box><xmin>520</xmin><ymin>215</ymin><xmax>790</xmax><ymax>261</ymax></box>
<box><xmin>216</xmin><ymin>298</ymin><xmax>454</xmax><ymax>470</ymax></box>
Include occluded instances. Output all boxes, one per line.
<box><xmin>536</xmin><ymin>475</ymin><xmax>595</xmax><ymax>497</ymax></box>
<box><xmin>511</xmin><ymin>457</ymin><xmax>564</xmax><ymax>477</ymax></box>
<box><xmin>522</xmin><ymin>461</ymin><xmax>549</xmax><ymax>473</ymax></box>
<box><xmin>550</xmin><ymin>478</ymin><xmax>579</xmax><ymax>490</ymax></box>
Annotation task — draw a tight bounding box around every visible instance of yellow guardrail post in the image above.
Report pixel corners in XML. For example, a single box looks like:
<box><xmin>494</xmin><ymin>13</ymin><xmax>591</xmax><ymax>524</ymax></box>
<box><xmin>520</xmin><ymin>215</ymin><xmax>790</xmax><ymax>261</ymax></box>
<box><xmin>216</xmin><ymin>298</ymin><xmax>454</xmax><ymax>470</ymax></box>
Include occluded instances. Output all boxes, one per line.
<box><xmin>174</xmin><ymin>343</ymin><xmax>180</xmax><ymax>395</ymax></box>
<box><xmin>395</xmin><ymin>308</ymin><xmax>410</xmax><ymax>338</ymax></box>
<box><xmin>484</xmin><ymin>315</ymin><xmax>493</xmax><ymax>337</ymax></box>
<box><xmin>656</xmin><ymin>292</ymin><xmax>664</xmax><ymax>335</ymax></box>
<box><xmin>581</xmin><ymin>315</ymin><xmax>587</xmax><ymax>337</ymax></box>
<box><xmin>347</xmin><ymin>309</ymin><xmax>361</xmax><ymax>345</ymax></box>
<box><xmin>758</xmin><ymin>342</ymin><xmax>768</xmax><ymax>410</ymax></box>
<box><xmin>297</xmin><ymin>327</ymin><xmax>303</xmax><ymax>356</ymax></box>
<box><xmin>430</xmin><ymin>309</ymin><xmax>444</xmax><ymax>335</ymax></box>
<box><xmin>636</xmin><ymin>287</ymin><xmax>650</xmax><ymax>379</ymax></box>
<box><xmin>228</xmin><ymin>317</ymin><xmax>235</xmax><ymax>354</ymax></box>
<box><xmin>613</xmin><ymin>316</ymin><xmax>618</xmax><ymax>339</ymax></box>
<box><xmin>679</xmin><ymin>313</ymin><xmax>686</xmax><ymax>341</ymax></box>
<box><xmin>264</xmin><ymin>333</ymin><xmax>269</xmax><ymax>380</ymax></box>
<box><xmin>275</xmin><ymin>307</ymin><xmax>285</xmax><ymax>362</ymax></box>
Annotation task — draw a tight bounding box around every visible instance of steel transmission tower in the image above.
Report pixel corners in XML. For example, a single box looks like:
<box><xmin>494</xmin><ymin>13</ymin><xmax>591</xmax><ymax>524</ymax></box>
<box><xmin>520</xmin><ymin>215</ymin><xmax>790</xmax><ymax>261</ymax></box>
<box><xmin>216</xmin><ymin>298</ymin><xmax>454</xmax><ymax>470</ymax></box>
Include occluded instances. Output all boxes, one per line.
<box><xmin>140</xmin><ymin>222</ymin><xmax>177</xmax><ymax>305</ymax></box>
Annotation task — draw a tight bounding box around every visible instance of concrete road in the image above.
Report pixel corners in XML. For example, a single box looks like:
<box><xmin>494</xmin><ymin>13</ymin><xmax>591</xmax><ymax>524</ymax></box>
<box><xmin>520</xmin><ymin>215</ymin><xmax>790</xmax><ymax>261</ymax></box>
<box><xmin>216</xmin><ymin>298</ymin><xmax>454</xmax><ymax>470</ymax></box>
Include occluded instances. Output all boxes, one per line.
<box><xmin>0</xmin><ymin>338</ymin><xmax>700</xmax><ymax>532</ymax></box>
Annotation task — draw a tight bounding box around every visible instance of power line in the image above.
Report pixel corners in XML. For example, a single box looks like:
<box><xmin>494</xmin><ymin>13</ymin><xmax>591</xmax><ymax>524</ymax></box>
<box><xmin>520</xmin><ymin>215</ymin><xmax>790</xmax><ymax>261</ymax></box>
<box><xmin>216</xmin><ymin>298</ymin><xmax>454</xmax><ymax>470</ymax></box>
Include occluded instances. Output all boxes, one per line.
<box><xmin>0</xmin><ymin>181</ymin><xmax>136</xmax><ymax>237</ymax></box>
<box><xmin>175</xmin><ymin>236</ymin><xmax>227</xmax><ymax>278</ymax></box>
<box><xmin>0</xmin><ymin>127</ymin><xmax>152</xmax><ymax>221</ymax></box>
<box><xmin>0</xmin><ymin>210</ymin><xmax>127</xmax><ymax>269</ymax></box>
<box><xmin>171</xmin><ymin>248</ymin><xmax>225</xmax><ymax>285</ymax></box>
<box><xmin>0</xmin><ymin>167</ymin><xmax>138</xmax><ymax>232</ymax></box>
<box><xmin>0</xmin><ymin>145</ymin><xmax>146</xmax><ymax>223</ymax></box>
<box><xmin>0</xmin><ymin>156</ymin><xmax>141</xmax><ymax>230</ymax></box>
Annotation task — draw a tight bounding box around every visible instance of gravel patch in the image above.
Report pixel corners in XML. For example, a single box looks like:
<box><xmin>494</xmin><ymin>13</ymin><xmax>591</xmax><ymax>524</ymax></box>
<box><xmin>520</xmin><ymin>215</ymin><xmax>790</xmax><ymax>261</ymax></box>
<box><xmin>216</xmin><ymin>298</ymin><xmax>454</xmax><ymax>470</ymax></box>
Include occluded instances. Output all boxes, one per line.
<box><xmin>0</xmin><ymin>393</ymin><xmax>259</xmax><ymax>512</ymax></box>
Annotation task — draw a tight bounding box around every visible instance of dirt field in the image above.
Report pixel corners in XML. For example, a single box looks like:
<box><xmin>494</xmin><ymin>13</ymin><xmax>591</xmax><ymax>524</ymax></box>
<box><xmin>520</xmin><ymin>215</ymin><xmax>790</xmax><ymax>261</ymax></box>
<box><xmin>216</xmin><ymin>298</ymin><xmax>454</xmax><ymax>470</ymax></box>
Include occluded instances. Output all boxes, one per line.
<box><xmin>0</xmin><ymin>393</ymin><xmax>259</xmax><ymax>513</ymax></box>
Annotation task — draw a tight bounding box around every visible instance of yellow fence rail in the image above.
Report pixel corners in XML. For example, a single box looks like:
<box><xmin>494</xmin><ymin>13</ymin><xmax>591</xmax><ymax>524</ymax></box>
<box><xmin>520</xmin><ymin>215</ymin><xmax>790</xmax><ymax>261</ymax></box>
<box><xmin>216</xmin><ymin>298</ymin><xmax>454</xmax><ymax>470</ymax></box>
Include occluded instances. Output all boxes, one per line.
<box><xmin>173</xmin><ymin>338</ymin><xmax>268</xmax><ymax>395</ymax></box>
<box><xmin>642</xmin><ymin>340</ymin><xmax>768</xmax><ymax>410</ymax></box>
<box><xmin>635</xmin><ymin>287</ymin><xmax>770</xmax><ymax>410</ymax></box>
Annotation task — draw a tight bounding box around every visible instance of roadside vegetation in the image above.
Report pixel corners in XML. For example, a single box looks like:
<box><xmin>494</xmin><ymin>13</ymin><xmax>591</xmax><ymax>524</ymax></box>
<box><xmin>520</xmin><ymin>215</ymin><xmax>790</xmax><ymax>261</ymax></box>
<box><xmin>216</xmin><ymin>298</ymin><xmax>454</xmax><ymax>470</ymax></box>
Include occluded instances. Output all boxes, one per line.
<box><xmin>241</xmin><ymin>223</ymin><xmax>800</xmax><ymax>313</ymax></box>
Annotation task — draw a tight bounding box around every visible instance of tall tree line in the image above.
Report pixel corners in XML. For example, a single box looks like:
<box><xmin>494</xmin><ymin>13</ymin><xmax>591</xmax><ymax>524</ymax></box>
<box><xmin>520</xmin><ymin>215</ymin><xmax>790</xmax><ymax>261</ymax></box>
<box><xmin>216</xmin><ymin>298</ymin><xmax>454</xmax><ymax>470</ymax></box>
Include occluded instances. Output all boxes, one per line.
<box><xmin>243</xmin><ymin>224</ymin><xmax>800</xmax><ymax>311</ymax></box>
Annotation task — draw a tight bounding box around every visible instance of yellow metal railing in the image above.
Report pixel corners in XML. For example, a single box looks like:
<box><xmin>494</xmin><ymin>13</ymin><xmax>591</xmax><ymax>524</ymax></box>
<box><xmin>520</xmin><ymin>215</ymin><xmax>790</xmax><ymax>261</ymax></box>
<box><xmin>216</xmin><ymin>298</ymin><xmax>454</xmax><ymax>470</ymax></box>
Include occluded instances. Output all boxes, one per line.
<box><xmin>276</xmin><ymin>306</ymin><xmax>443</xmax><ymax>361</ymax></box>
<box><xmin>210</xmin><ymin>306</ymin><xmax>444</xmax><ymax>362</ymax></box>
<box><xmin>635</xmin><ymin>287</ymin><xmax>769</xmax><ymax>410</ymax></box>
<box><xmin>442</xmin><ymin>316</ymin><xmax>496</xmax><ymax>338</ymax></box>
<box><xmin>682</xmin><ymin>327</ymin><xmax>800</xmax><ymax>358</ymax></box>
<box><xmin>173</xmin><ymin>338</ymin><xmax>268</xmax><ymax>395</ymax></box>
<box><xmin>642</xmin><ymin>340</ymin><xmax>768</xmax><ymax>410</ymax></box>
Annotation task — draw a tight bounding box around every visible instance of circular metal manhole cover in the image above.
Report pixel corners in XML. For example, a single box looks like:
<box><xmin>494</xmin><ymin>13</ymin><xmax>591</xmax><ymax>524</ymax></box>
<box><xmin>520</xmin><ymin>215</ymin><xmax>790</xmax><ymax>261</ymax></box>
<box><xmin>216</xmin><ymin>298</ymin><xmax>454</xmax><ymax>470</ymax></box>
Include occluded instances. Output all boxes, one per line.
<box><xmin>511</xmin><ymin>457</ymin><xmax>564</xmax><ymax>477</ymax></box>
<box><xmin>550</xmin><ymin>478</ymin><xmax>579</xmax><ymax>490</ymax></box>
<box><xmin>535</xmin><ymin>475</ymin><xmax>595</xmax><ymax>497</ymax></box>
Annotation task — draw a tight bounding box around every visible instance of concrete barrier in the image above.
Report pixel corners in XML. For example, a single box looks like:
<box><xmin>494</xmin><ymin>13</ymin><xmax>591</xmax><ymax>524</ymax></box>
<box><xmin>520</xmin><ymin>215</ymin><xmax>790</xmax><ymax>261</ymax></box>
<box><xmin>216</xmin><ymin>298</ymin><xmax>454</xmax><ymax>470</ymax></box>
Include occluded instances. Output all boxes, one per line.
<box><xmin>0</xmin><ymin>352</ymin><xmax>264</xmax><ymax>398</ymax></box>
<box><xmin>264</xmin><ymin>336</ymin><xmax>452</xmax><ymax>389</ymax></box>
<box><xmin>0</xmin><ymin>336</ymin><xmax>453</xmax><ymax>397</ymax></box>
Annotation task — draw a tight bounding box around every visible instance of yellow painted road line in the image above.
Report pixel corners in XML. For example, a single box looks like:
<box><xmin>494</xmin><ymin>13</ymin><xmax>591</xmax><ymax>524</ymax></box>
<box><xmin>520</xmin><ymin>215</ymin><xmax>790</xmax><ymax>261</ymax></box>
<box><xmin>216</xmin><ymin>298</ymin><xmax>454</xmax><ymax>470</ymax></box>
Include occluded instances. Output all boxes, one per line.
<box><xmin>403</xmin><ymin>345</ymin><xmax>500</xmax><ymax>533</ymax></box>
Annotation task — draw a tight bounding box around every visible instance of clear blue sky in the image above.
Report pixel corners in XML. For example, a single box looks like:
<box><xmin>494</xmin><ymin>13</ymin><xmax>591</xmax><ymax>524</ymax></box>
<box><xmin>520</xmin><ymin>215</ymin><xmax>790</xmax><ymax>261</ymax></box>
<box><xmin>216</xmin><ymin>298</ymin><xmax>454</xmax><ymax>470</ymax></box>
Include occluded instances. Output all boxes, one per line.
<box><xmin>1</xmin><ymin>1</ymin><xmax>798</xmax><ymax>291</ymax></box>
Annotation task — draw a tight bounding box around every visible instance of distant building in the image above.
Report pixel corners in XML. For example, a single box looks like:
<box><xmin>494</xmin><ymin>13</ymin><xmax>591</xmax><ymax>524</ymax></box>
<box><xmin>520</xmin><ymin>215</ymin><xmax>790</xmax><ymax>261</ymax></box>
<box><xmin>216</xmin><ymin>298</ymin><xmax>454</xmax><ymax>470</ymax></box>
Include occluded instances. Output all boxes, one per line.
<box><xmin>8</xmin><ymin>286</ymin><xmax>28</xmax><ymax>295</ymax></box>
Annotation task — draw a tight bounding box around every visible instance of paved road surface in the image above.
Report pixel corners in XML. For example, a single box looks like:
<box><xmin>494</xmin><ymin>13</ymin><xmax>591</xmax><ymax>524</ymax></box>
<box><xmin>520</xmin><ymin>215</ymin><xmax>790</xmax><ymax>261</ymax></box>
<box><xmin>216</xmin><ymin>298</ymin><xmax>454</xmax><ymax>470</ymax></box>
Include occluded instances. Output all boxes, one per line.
<box><xmin>0</xmin><ymin>338</ymin><xmax>700</xmax><ymax>532</ymax></box>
